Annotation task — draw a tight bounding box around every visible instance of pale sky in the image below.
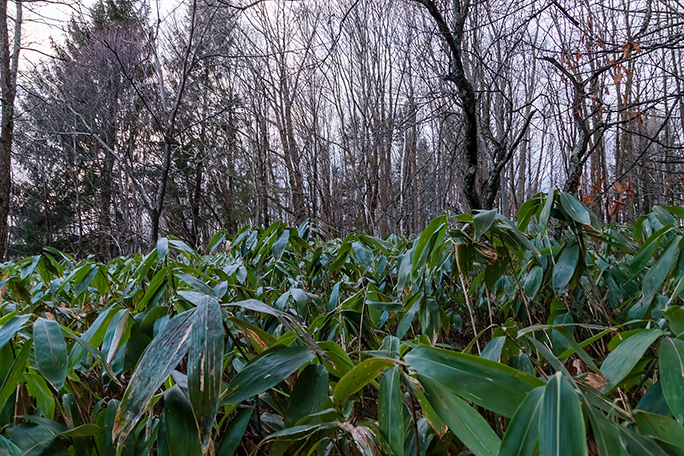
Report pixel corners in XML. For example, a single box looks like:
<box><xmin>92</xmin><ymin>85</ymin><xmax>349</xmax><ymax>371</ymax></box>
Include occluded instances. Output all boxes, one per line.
<box><xmin>19</xmin><ymin>0</ymin><xmax>180</xmax><ymax>67</ymax></box>
<box><xmin>21</xmin><ymin>1</ymin><xmax>88</xmax><ymax>65</ymax></box>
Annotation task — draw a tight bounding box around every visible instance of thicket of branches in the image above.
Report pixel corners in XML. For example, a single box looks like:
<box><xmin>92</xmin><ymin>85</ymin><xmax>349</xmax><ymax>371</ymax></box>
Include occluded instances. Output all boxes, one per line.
<box><xmin>2</xmin><ymin>0</ymin><xmax>684</xmax><ymax>259</ymax></box>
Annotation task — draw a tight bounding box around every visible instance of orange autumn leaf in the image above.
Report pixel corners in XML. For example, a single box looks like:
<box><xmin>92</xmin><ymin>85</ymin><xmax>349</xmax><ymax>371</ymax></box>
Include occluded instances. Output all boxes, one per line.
<box><xmin>624</xmin><ymin>181</ymin><xmax>634</xmax><ymax>198</ymax></box>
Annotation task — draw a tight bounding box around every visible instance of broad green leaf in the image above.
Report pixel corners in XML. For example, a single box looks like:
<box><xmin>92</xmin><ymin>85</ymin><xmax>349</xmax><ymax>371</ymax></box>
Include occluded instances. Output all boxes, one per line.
<box><xmin>0</xmin><ymin>314</ymin><xmax>30</xmax><ymax>352</ymax></box>
<box><xmin>164</xmin><ymin>386</ymin><xmax>202</xmax><ymax>456</ymax></box>
<box><xmin>644</xmin><ymin>236</ymin><xmax>682</xmax><ymax>305</ymax></box>
<box><xmin>33</xmin><ymin>318</ymin><xmax>68</xmax><ymax>390</ymax></box>
<box><xmin>499</xmin><ymin>386</ymin><xmax>544</xmax><ymax>456</ymax></box>
<box><xmin>405</xmin><ymin>346</ymin><xmax>544</xmax><ymax>417</ymax></box>
<box><xmin>222</xmin><ymin>345</ymin><xmax>315</xmax><ymax>405</ymax></box>
<box><xmin>104</xmin><ymin>400</ymin><xmax>119</xmax><ymax>456</ymax></box>
<box><xmin>0</xmin><ymin>435</ymin><xmax>20</xmax><ymax>456</ymax></box>
<box><xmin>217</xmin><ymin>406</ymin><xmax>254</xmax><ymax>456</ymax></box>
<box><xmin>635</xmin><ymin>410</ymin><xmax>684</xmax><ymax>450</ymax></box>
<box><xmin>552</xmin><ymin>241</ymin><xmax>579</xmax><ymax>292</ymax></box>
<box><xmin>285</xmin><ymin>364</ymin><xmax>329</xmax><ymax>427</ymax></box>
<box><xmin>272</xmin><ymin>230</ymin><xmax>290</xmax><ymax>261</ymax></box>
<box><xmin>157</xmin><ymin>238</ymin><xmax>169</xmax><ymax>261</ymax></box>
<box><xmin>352</xmin><ymin>241</ymin><xmax>373</xmax><ymax>266</ymax></box>
<box><xmin>24</xmin><ymin>373</ymin><xmax>55</xmax><ymax>419</ymax></box>
<box><xmin>636</xmin><ymin>381</ymin><xmax>671</xmax><ymax>416</ymax></box>
<box><xmin>227</xmin><ymin>317</ymin><xmax>275</xmax><ymax>354</ymax></box>
<box><xmin>619</xmin><ymin>426</ymin><xmax>670</xmax><ymax>456</ymax></box>
<box><xmin>412</xmin><ymin>389</ymin><xmax>447</xmax><ymax>436</ymax></box>
<box><xmin>68</xmin><ymin>305</ymin><xmax>117</xmax><ymax>368</ymax></box>
<box><xmin>8</xmin><ymin>422</ymin><xmax>100</xmax><ymax>456</ymax></box>
<box><xmin>517</xmin><ymin>197</ymin><xmax>541</xmax><ymax>231</ymax></box>
<box><xmin>175</xmin><ymin>272</ymin><xmax>217</xmax><ymax>298</ymax></box>
<box><xmin>418</xmin><ymin>375</ymin><xmax>500</xmax><ymax>456</ymax></box>
<box><xmin>379</xmin><ymin>366</ymin><xmax>403</xmax><ymax>456</ymax></box>
<box><xmin>188</xmin><ymin>296</ymin><xmax>223</xmax><ymax>450</ymax></box>
<box><xmin>332</xmin><ymin>358</ymin><xmax>395</xmax><ymax>406</ymax></box>
<box><xmin>601</xmin><ymin>329</ymin><xmax>663</xmax><ymax>390</ymax></box>
<box><xmin>113</xmin><ymin>308</ymin><xmax>196</xmax><ymax>446</ymax></box>
<box><xmin>539</xmin><ymin>189</ymin><xmax>555</xmax><ymax>233</ymax></box>
<box><xmin>225</xmin><ymin>299</ymin><xmax>324</xmax><ymax>358</ymax></box>
<box><xmin>396</xmin><ymin>292</ymin><xmax>422</xmax><ymax>340</ymax></box>
<box><xmin>524</xmin><ymin>266</ymin><xmax>544</xmax><ymax>298</ymax></box>
<box><xmin>559</xmin><ymin>192</ymin><xmax>591</xmax><ymax>226</ymax></box>
<box><xmin>659</xmin><ymin>337</ymin><xmax>684</xmax><ymax>422</ymax></box>
<box><xmin>102</xmin><ymin>309</ymin><xmax>129</xmax><ymax>364</ymax></box>
<box><xmin>0</xmin><ymin>343</ymin><xmax>31</xmax><ymax>412</ymax></box>
<box><xmin>411</xmin><ymin>215</ymin><xmax>447</xmax><ymax>272</ymax></box>
<box><xmin>64</xmin><ymin>331</ymin><xmax>119</xmax><ymax>385</ymax></box>
<box><xmin>474</xmin><ymin>209</ymin><xmax>497</xmax><ymax>239</ymax></box>
<box><xmin>318</xmin><ymin>341</ymin><xmax>355</xmax><ymax>377</ymax></box>
<box><xmin>585</xmin><ymin>406</ymin><xmax>629</xmax><ymax>456</ymax></box>
<box><xmin>630</xmin><ymin>226</ymin><xmax>672</xmax><ymax>276</ymax></box>
<box><xmin>539</xmin><ymin>372</ymin><xmax>587</xmax><ymax>456</ymax></box>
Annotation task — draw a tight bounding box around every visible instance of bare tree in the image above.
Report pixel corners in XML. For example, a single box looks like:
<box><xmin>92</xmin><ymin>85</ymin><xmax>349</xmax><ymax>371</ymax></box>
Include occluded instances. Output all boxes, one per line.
<box><xmin>0</xmin><ymin>0</ymin><xmax>20</xmax><ymax>260</ymax></box>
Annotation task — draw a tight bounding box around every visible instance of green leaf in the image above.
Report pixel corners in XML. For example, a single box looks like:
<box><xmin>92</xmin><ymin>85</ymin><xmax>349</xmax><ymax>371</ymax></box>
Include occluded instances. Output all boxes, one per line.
<box><xmin>474</xmin><ymin>209</ymin><xmax>497</xmax><ymax>239</ymax></box>
<box><xmin>644</xmin><ymin>236</ymin><xmax>682</xmax><ymax>305</ymax></box>
<box><xmin>404</xmin><ymin>346</ymin><xmax>544</xmax><ymax>417</ymax></box>
<box><xmin>222</xmin><ymin>345</ymin><xmax>315</xmax><ymax>405</ymax></box>
<box><xmin>332</xmin><ymin>358</ymin><xmax>395</xmax><ymax>406</ymax></box>
<box><xmin>0</xmin><ymin>435</ymin><xmax>20</xmax><ymax>456</ymax></box>
<box><xmin>418</xmin><ymin>375</ymin><xmax>500</xmax><ymax>456</ymax></box>
<box><xmin>175</xmin><ymin>272</ymin><xmax>217</xmax><ymax>298</ymax></box>
<box><xmin>113</xmin><ymin>308</ymin><xmax>196</xmax><ymax>446</ymax></box>
<box><xmin>272</xmin><ymin>230</ymin><xmax>290</xmax><ymax>261</ymax></box>
<box><xmin>157</xmin><ymin>238</ymin><xmax>169</xmax><ymax>261</ymax></box>
<box><xmin>552</xmin><ymin>240</ymin><xmax>579</xmax><ymax>292</ymax></box>
<box><xmin>8</xmin><ymin>422</ymin><xmax>100</xmax><ymax>456</ymax></box>
<box><xmin>559</xmin><ymin>192</ymin><xmax>591</xmax><ymax>226</ymax></box>
<box><xmin>600</xmin><ymin>329</ymin><xmax>663</xmax><ymax>390</ymax></box>
<box><xmin>0</xmin><ymin>343</ymin><xmax>31</xmax><ymax>412</ymax></box>
<box><xmin>33</xmin><ymin>318</ymin><xmax>68</xmax><ymax>391</ymax></box>
<box><xmin>285</xmin><ymin>364</ymin><xmax>329</xmax><ymax>427</ymax></box>
<box><xmin>318</xmin><ymin>341</ymin><xmax>355</xmax><ymax>378</ymax></box>
<box><xmin>524</xmin><ymin>266</ymin><xmax>544</xmax><ymax>298</ymax></box>
<box><xmin>619</xmin><ymin>425</ymin><xmax>670</xmax><ymax>456</ymax></box>
<box><xmin>659</xmin><ymin>337</ymin><xmax>684</xmax><ymax>423</ymax></box>
<box><xmin>498</xmin><ymin>386</ymin><xmax>544</xmax><ymax>456</ymax></box>
<box><xmin>217</xmin><ymin>406</ymin><xmax>254</xmax><ymax>456</ymax></box>
<box><xmin>164</xmin><ymin>385</ymin><xmax>202</xmax><ymax>456</ymax></box>
<box><xmin>379</xmin><ymin>366</ymin><xmax>403</xmax><ymax>456</ymax></box>
<box><xmin>0</xmin><ymin>314</ymin><xmax>30</xmax><ymax>352</ymax></box>
<box><xmin>539</xmin><ymin>189</ymin><xmax>555</xmax><ymax>233</ymax></box>
<box><xmin>411</xmin><ymin>215</ymin><xmax>447</xmax><ymax>272</ymax></box>
<box><xmin>24</xmin><ymin>373</ymin><xmax>55</xmax><ymax>419</ymax></box>
<box><xmin>517</xmin><ymin>197</ymin><xmax>541</xmax><ymax>231</ymax></box>
<box><xmin>663</xmin><ymin>306</ymin><xmax>684</xmax><ymax>336</ymax></box>
<box><xmin>64</xmin><ymin>331</ymin><xmax>119</xmax><ymax>385</ymax></box>
<box><xmin>635</xmin><ymin>410</ymin><xmax>684</xmax><ymax>450</ymax></box>
<box><xmin>188</xmin><ymin>296</ymin><xmax>223</xmax><ymax>450</ymax></box>
<box><xmin>585</xmin><ymin>406</ymin><xmax>629</xmax><ymax>456</ymax></box>
<box><xmin>539</xmin><ymin>372</ymin><xmax>587</xmax><ymax>456</ymax></box>
<box><xmin>630</xmin><ymin>226</ymin><xmax>672</xmax><ymax>276</ymax></box>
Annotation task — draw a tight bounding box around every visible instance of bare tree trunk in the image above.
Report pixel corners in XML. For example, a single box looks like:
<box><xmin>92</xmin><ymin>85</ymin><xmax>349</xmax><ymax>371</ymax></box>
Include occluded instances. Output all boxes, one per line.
<box><xmin>0</xmin><ymin>0</ymin><xmax>19</xmax><ymax>260</ymax></box>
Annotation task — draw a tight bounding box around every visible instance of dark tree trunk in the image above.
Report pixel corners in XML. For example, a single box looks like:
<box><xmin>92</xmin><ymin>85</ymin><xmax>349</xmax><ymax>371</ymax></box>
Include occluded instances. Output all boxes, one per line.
<box><xmin>0</xmin><ymin>0</ymin><xmax>18</xmax><ymax>260</ymax></box>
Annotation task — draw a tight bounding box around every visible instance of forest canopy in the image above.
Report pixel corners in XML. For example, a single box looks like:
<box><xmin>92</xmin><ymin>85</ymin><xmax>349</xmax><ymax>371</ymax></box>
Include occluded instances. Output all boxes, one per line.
<box><xmin>0</xmin><ymin>0</ymin><xmax>682</xmax><ymax>259</ymax></box>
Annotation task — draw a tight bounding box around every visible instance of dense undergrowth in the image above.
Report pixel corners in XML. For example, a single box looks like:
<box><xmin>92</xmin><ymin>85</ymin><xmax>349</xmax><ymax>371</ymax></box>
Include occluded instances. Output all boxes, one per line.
<box><xmin>2</xmin><ymin>190</ymin><xmax>684</xmax><ymax>455</ymax></box>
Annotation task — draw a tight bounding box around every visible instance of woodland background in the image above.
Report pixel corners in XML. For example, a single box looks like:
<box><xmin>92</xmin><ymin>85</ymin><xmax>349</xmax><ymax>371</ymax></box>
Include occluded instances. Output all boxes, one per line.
<box><xmin>0</xmin><ymin>0</ymin><xmax>683</xmax><ymax>259</ymax></box>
